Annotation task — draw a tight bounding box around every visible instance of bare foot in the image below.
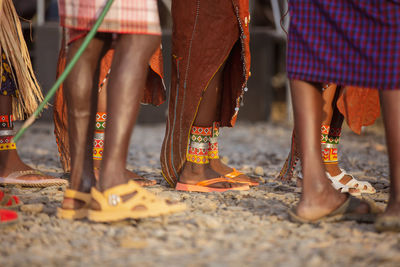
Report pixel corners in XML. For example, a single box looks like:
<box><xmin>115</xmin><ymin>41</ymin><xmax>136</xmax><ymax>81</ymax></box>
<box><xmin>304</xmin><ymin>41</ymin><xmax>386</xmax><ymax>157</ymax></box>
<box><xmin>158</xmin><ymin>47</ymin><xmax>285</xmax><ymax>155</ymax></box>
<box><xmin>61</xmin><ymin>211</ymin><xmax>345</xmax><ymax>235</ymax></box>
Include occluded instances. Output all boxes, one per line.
<box><xmin>0</xmin><ymin>150</ymin><xmax>33</xmax><ymax>176</ymax></box>
<box><xmin>179</xmin><ymin>161</ymin><xmax>244</xmax><ymax>189</ymax></box>
<box><xmin>295</xmin><ymin>177</ymin><xmax>370</xmax><ymax>221</ymax></box>
<box><xmin>124</xmin><ymin>169</ymin><xmax>157</xmax><ymax>186</ymax></box>
<box><xmin>382</xmin><ymin>199</ymin><xmax>400</xmax><ymax>217</ymax></box>
<box><xmin>61</xmin><ymin>197</ymin><xmax>86</xmax><ymax>210</ymax></box>
<box><xmin>209</xmin><ymin>158</ymin><xmax>259</xmax><ymax>185</ymax></box>
<box><xmin>93</xmin><ymin>166</ymin><xmax>156</xmax><ymax>186</ymax></box>
<box><xmin>0</xmin><ymin>150</ymin><xmax>54</xmax><ymax>180</ymax></box>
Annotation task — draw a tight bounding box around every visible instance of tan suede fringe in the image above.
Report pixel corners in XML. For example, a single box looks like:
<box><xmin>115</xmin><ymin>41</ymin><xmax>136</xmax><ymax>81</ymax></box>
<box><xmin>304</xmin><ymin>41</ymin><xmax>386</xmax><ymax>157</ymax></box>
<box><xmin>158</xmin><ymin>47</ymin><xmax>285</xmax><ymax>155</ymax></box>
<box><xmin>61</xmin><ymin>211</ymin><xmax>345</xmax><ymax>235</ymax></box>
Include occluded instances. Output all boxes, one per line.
<box><xmin>0</xmin><ymin>0</ymin><xmax>44</xmax><ymax>120</ymax></box>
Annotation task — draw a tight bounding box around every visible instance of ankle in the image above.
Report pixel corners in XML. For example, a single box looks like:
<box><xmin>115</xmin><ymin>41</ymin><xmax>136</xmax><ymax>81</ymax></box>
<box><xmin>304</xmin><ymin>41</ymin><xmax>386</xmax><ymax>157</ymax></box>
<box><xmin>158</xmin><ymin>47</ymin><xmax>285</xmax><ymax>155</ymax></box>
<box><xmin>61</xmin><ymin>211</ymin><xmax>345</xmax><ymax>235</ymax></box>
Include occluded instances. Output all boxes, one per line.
<box><xmin>186</xmin><ymin>125</ymin><xmax>212</xmax><ymax>164</ymax></box>
<box><xmin>324</xmin><ymin>163</ymin><xmax>341</xmax><ymax>176</ymax></box>
<box><xmin>184</xmin><ymin>161</ymin><xmax>207</xmax><ymax>174</ymax></box>
<box><xmin>0</xmin><ymin>126</ymin><xmax>20</xmax><ymax>168</ymax></box>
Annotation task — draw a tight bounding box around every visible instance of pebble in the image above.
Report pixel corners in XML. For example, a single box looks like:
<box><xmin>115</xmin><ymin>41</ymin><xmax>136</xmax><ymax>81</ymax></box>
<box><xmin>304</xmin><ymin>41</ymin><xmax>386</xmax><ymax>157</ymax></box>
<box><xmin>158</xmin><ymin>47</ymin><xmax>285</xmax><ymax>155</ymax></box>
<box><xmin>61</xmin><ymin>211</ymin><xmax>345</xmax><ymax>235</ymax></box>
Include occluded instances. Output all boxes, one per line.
<box><xmin>254</xmin><ymin>166</ymin><xmax>264</xmax><ymax>176</ymax></box>
<box><xmin>20</xmin><ymin>203</ymin><xmax>44</xmax><ymax>213</ymax></box>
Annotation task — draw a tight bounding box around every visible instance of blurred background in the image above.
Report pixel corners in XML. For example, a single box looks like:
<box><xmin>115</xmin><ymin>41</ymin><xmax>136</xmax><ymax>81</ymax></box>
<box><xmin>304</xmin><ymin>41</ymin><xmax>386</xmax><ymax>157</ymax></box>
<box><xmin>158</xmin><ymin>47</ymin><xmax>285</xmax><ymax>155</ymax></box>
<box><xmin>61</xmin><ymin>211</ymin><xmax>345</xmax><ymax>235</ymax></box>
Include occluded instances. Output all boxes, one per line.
<box><xmin>15</xmin><ymin>0</ymin><xmax>290</xmax><ymax>124</ymax></box>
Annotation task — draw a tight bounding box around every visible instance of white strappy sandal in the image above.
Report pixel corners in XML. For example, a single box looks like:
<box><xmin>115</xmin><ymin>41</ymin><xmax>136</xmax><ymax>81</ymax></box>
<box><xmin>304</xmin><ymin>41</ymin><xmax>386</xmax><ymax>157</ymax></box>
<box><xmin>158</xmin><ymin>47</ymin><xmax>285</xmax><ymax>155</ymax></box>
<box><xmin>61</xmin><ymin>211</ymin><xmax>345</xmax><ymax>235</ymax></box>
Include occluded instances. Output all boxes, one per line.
<box><xmin>326</xmin><ymin>169</ymin><xmax>376</xmax><ymax>195</ymax></box>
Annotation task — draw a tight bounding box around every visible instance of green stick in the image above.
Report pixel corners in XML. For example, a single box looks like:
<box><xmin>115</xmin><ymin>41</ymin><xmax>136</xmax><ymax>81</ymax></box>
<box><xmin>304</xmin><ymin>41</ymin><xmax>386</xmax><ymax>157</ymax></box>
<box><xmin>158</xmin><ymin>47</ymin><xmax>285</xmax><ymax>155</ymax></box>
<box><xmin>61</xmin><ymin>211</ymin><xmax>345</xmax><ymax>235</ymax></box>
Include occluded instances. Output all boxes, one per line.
<box><xmin>13</xmin><ymin>0</ymin><xmax>114</xmax><ymax>142</ymax></box>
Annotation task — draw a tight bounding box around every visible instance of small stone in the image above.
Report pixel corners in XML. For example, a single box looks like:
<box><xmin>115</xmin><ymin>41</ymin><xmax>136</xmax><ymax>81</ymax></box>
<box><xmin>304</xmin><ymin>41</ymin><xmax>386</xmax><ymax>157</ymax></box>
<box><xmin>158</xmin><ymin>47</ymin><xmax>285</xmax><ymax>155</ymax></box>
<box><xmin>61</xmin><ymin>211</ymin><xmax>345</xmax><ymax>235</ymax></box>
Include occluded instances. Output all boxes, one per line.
<box><xmin>119</xmin><ymin>239</ymin><xmax>148</xmax><ymax>249</ymax></box>
<box><xmin>20</xmin><ymin>203</ymin><xmax>44</xmax><ymax>213</ymax></box>
<box><xmin>221</xmin><ymin>156</ymin><xmax>229</xmax><ymax>165</ymax></box>
<box><xmin>257</xmin><ymin>176</ymin><xmax>265</xmax><ymax>183</ymax></box>
<box><xmin>254</xmin><ymin>166</ymin><xmax>264</xmax><ymax>176</ymax></box>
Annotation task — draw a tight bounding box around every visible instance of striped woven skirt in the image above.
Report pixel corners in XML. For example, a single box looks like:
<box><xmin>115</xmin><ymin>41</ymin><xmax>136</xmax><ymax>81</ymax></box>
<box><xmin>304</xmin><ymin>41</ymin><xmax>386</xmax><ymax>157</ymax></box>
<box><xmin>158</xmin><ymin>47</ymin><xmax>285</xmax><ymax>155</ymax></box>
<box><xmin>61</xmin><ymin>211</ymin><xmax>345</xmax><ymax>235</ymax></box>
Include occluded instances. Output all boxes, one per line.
<box><xmin>287</xmin><ymin>0</ymin><xmax>400</xmax><ymax>90</ymax></box>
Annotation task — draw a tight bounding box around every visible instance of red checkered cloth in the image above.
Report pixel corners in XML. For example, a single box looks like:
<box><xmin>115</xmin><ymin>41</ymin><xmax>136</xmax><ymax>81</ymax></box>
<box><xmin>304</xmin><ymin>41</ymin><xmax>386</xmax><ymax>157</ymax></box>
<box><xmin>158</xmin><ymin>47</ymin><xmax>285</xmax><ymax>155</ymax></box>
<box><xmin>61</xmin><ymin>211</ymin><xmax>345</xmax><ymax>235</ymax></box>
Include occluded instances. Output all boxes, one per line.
<box><xmin>287</xmin><ymin>1</ymin><xmax>400</xmax><ymax>90</ymax></box>
<box><xmin>58</xmin><ymin>0</ymin><xmax>161</xmax><ymax>36</ymax></box>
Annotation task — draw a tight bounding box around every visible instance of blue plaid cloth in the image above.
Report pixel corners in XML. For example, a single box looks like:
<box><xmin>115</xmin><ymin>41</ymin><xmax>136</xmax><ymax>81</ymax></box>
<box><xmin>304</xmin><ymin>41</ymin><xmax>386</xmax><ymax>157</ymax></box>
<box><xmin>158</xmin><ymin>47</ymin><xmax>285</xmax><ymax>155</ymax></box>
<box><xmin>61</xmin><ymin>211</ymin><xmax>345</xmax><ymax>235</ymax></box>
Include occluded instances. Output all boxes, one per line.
<box><xmin>287</xmin><ymin>1</ymin><xmax>400</xmax><ymax>90</ymax></box>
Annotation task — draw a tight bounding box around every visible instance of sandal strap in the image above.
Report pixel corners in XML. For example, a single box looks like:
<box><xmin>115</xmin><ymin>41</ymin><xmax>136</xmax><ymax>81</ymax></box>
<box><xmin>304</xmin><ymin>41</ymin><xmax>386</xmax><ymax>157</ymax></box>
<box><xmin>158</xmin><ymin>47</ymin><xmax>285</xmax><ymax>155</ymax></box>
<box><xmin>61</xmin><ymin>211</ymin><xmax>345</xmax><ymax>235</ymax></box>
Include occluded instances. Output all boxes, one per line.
<box><xmin>340</xmin><ymin>169</ymin><xmax>374</xmax><ymax>189</ymax></box>
<box><xmin>196</xmin><ymin>177</ymin><xmax>235</xmax><ymax>187</ymax></box>
<box><xmin>225</xmin><ymin>168</ymin><xmax>244</xmax><ymax>178</ymax></box>
<box><xmin>0</xmin><ymin>194</ymin><xmax>15</xmax><ymax>206</ymax></box>
<box><xmin>6</xmin><ymin>170</ymin><xmax>44</xmax><ymax>179</ymax></box>
<box><xmin>326</xmin><ymin>172</ymin><xmax>349</xmax><ymax>192</ymax></box>
<box><xmin>326</xmin><ymin>170</ymin><xmax>346</xmax><ymax>181</ymax></box>
<box><xmin>91</xmin><ymin>181</ymin><xmax>158</xmax><ymax>210</ymax></box>
<box><xmin>64</xmin><ymin>189</ymin><xmax>91</xmax><ymax>203</ymax></box>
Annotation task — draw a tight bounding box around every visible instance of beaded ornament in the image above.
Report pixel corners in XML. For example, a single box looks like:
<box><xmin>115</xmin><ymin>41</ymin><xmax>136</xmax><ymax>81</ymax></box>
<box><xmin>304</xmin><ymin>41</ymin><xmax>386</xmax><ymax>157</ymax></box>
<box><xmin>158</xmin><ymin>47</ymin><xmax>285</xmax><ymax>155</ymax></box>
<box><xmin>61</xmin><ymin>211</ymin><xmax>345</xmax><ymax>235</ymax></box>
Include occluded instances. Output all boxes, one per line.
<box><xmin>208</xmin><ymin>122</ymin><xmax>220</xmax><ymax>159</ymax></box>
<box><xmin>0</xmin><ymin>115</ymin><xmax>13</xmax><ymax>129</ymax></box>
<box><xmin>187</xmin><ymin>125</ymin><xmax>212</xmax><ymax>164</ymax></box>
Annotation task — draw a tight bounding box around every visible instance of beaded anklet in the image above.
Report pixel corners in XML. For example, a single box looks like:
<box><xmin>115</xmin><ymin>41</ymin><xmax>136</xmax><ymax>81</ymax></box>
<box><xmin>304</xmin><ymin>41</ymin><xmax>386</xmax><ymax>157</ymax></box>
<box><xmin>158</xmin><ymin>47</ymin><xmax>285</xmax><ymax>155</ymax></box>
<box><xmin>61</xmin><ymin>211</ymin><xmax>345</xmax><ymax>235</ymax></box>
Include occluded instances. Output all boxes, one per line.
<box><xmin>321</xmin><ymin>125</ymin><xmax>330</xmax><ymax>144</ymax></box>
<box><xmin>0</xmin><ymin>115</ymin><xmax>13</xmax><ymax>129</ymax></box>
<box><xmin>328</xmin><ymin>127</ymin><xmax>341</xmax><ymax>145</ymax></box>
<box><xmin>0</xmin><ymin>129</ymin><xmax>16</xmax><ymax>150</ymax></box>
<box><xmin>93</xmin><ymin>131</ymin><xmax>104</xmax><ymax>160</ymax></box>
<box><xmin>321</xmin><ymin>143</ymin><xmax>338</xmax><ymax>163</ymax></box>
<box><xmin>95</xmin><ymin>112</ymin><xmax>107</xmax><ymax>131</ymax></box>
<box><xmin>93</xmin><ymin>112</ymin><xmax>106</xmax><ymax>160</ymax></box>
<box><xmin>208</xmin><ymin>122</ymin><xmax>220</xmax><ymax>160</ymax></box>
<box><xmin>187</xmin><ymin>125</ymin><xmax>212</xmax><ymax>164</ymax></box>
<box><xmin>321</xmin><ymin>125</ymin><xmax>341</xmax><ymax>164</ymax></box>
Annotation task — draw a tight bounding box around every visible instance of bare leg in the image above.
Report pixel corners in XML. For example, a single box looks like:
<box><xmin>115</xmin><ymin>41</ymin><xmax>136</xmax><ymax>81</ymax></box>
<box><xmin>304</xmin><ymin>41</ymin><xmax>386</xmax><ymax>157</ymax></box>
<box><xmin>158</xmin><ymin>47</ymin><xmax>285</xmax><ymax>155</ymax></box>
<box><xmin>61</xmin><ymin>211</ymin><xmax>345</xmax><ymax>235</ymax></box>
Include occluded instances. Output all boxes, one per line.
<box><xmin>379</xmin><ymin>90</ymin><xmax>400</xmax><ymax>217</ymax></box>
<box><xmin>0</xmin><ymin>96</ymin><xmax>55</xmax><ymax>181</ymax></box>
<box><xmin>290</xmin><ymin>80</ymin><xmax>368</xmax><ymax>220</ymax></box>
<box><xmin>178</xmin><ymin>67</ymin><xmax>245</xmax><ymax>189</ymax></box>
<box><xmin>99</xmin><ymin>34</ymin><xmax>160</xmax><ymax>191</ymax></box>
<box><xmin>322</xmin><ymin>87</ymin><xmax>364</xmax><ymax>192</ymax></box>
<box><xmin>294</xmin><ymin>85</ymin><xmax>360</xmax><ymax>193</ymax></box>
<box><xmin>61</xmin><ymin>36</ymin><xmax>107</xmax><ymax>210</ymax></box>
<box><xmin>94</xmin><ymin>80</ymin><xmax>156</xmax><ymax>186</ymax></box>
<box><xmin>0</xmin><ymin>95</ymin><xmax>32</xmax><ymax>175</ymax></box>
<box><xmin>295</xmin><ymin>84</ymin><xmax>337</xmax><ymax>186</ymax></box>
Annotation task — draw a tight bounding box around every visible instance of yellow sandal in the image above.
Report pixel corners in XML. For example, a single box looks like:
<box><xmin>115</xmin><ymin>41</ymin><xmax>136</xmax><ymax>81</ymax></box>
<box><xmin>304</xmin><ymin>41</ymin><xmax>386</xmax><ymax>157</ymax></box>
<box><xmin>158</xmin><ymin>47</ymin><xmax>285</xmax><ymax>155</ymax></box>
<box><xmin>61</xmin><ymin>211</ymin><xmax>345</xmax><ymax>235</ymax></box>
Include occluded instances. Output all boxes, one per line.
<box><xmin>57</xmin><ymin>189</ymin><xmax>91</xmax><ymax>219</ymax></box>
<box><xmin>88</xmin><ymin>181</ymin><xmax>186</xmax><ymax>222</ymax></box>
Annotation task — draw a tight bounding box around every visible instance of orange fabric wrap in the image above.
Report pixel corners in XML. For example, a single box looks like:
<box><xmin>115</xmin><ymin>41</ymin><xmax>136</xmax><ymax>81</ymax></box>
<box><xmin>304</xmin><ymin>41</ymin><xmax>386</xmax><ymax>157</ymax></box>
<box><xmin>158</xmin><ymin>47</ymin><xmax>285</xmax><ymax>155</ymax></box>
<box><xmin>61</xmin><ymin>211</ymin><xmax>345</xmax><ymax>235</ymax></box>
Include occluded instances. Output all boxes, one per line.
<box><xmin>337</xmin><ymin>86</ymin><xmax>380</xmax><ymax>135</ymax></box>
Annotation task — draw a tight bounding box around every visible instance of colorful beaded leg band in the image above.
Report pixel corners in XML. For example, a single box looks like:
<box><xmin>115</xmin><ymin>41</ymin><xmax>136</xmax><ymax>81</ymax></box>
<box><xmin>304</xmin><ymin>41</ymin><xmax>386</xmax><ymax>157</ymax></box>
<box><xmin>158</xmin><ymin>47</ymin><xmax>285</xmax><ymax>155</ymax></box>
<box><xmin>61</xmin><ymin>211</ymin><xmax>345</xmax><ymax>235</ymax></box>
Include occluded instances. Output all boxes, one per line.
<box><xmin>321</xmin><ymin>143</ymin><xmax>338</xmax><ymax>163</ymax></box>
<box><xmin>321</xmin><ymin>125</ymin><xmax>330</xmax><ymax>143</ymax></box>
<box><xmin>0</xmin><ymin>115</ymin><xmax>13</xmax><ymax>129</ymax></box>
<box><xmin>95</xmin><ymin>112</ymin><xmax>107</xmax><ymax>130</ymax></box>
<box><xmin>0</xmin><ymin>130</ymin><xmax>15</xmax><ymax>136</ymax></box>
<box><xmin>0</xmin><ymin>130</ymin><xmax>16</xmax><ymax>150</ymax></box>
<box><xmin>93</xmin><ymin>132</ymin><xmax>105</xmax><ymax>160</ymax></box>
<box><xmin>208</xmin><ymin>122</ymin><xmax>220</xmax><ymax>159</ymax></box>
<box><xmin>93</xmin><ymin>148</ymin><xmax>103</xmax><ymax>160</ymax></box>
<box><xmin>327</xmin><ymin>127</ymin><xmax>341</xmax><ymax>145</ymax></box>
<box><xmin>187</xmin><ymin>125</ymin><xmax>212</xmax><ymax>164</ymax></box>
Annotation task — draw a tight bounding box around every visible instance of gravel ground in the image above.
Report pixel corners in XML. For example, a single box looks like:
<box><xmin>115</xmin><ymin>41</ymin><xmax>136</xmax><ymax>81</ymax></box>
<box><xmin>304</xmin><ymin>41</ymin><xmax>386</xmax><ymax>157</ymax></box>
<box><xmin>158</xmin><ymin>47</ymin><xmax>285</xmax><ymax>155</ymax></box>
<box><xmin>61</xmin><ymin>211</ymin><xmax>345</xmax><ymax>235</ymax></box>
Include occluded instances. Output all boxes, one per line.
<box><xmin>1</xmin><ymin>121</ymin><xmax>399</xmax><ymax>267</ymax></box>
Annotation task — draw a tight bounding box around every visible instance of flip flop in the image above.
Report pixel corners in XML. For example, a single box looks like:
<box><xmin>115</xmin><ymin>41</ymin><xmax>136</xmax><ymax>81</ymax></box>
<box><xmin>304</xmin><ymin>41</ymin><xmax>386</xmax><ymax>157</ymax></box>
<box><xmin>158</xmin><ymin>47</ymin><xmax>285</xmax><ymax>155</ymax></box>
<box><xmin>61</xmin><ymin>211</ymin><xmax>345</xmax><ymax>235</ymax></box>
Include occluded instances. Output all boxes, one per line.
<box><xmin>0</xmin><ymin>190</ymin><xmax>22</xmax><ymax>210</ymax></box>
<box><xmin>88</xmin><ymin>180</ymin><xmax>186</xmax><ymax>222</ymax></box>
<box><xmin>225</xmin><ymin>169</ymin><xmax>260</xmax><ymax>186</ymax></box>
<box><xmin>375</xmin><ymin>216</ymin><xmax>400</xmax><ymax>232</ymax></box>
<box><xmin>0</xmin><ymin>209</ymin><xmax>19</xmax><ymax>227</ymax></box>
<box><xmin>175</xmin><ymin>177</ymin><xmax>250</xmax><ymax>192</ymax></box>
<box><xmin>0</xmin><ymin>170</ymin><xmax>68</xmax><ymax>187</ymax></box>
<box><xmin>288</xmin><ymin>195</ymin><xmax>380</xmax><ymax>224</ymax></box>
<box><xmin>57</xmin><ymin>189</ymin><xmax>91</xmax><ymax>220</ymax></box>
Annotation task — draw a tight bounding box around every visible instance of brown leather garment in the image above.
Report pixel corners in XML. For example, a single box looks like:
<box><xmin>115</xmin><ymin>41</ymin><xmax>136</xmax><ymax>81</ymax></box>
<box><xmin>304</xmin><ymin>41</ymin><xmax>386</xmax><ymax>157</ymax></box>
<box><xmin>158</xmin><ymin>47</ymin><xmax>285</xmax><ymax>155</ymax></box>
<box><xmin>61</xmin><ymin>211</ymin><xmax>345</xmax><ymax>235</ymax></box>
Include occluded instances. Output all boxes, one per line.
<box><xmin>160</xmin><ymin>0</ymin><xmax>251</xmax><ymax>187</ymax></box>
<box><xmin>53</xmin><ymin>32</ymin><xmax>165</xmax><ymax>172</ymax></box>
